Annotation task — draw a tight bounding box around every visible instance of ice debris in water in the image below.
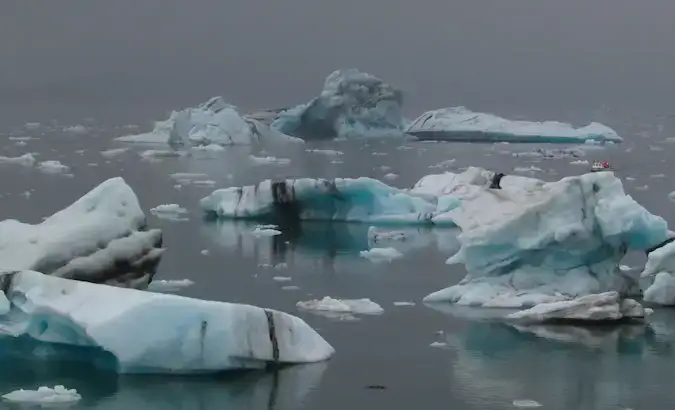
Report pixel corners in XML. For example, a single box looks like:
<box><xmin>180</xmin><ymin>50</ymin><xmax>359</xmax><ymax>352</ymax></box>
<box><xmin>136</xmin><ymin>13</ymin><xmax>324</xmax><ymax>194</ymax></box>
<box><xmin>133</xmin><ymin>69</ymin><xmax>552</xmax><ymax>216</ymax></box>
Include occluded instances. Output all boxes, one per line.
<box><xmin>37</xmin><ymin>160</ymin><xmax>70</xmax><ymax>174</ymax></box>
<box><xmin>251</xmin><ymin>224</ymin><xmax>282</xmax><ymax>237</ymax></box>
<box><xmin>2</xmin><ymin>385</ymin><xmax>81</xmax><ymax>404</ymax></box>
<box><xmin>192</xmin><ymin>143</ymin><xmax>227</xmax><ymax>152</ymax></box>
<box><xmin>100</xmin><ymin>147</ymin><xmax>129</xmax><ymax>158</ymax></box>
<box><xmin>0</xmin><ymin>153</ymin><xmax>36</xmax><ymax>166</ymax></box>
<box><xmin>64</xmin><ymin>125</ymin><xmax>88</xmax><ymax>134</ymax></box>
<box><xmin>306</xmin><ymin>149</ymin><xmax>343</xmax><ymax>156</ymax></box>
<box><xmin>271</xmin><ymin>69</ymin><xmax>406</xmax><ymax>139</ymax></box>
<box><xmin>368</xmin><ymin>227</ymin><xmax>409</xmax><ymax>243</ymax></box>
<box><xmin>406</xmin><ymin>106</ymin><xmax>621</xmax><ymax>143</ymax></box>
<box><xmin>150</xmin><ymin>204</ymin><xmax>189</xmax><ymax>221</ymax></box>
<box><xmin>249</xmin><ymin>155</ymin><xmax>291</xmax><ymax>165</ymax></box>
<box><xmin>512</xmin><ymin>147</ymin><xmax>585</xmax><ymax>159</ymax></box>
<box><xmin>140</xmin><ymin>149</ymin><xmax>184</xmax><ymax>160</ymax></box>
<box><xmin>297</xmin><ymin>297</ymin><xmax>384</xmax><ymax>315</ymax></box>
<box><xmin>147</xmin><ymin>279</ymin><xmax>195</xmax><ymax>293</ymax></box>
<box><xmin>393</xmin><ymin>301</ymin><xmax>415</xmax><ymax>306</ymax></box>
<box><xmin>512</xmin><ymin>399</ymin><xmax>542</xmax><ymax>408</ymax></box>
<box><xmin>0</xmin><ymin>270</ymin><xmax>334</xmax><ymax>373</ymax></box>
<box><xmin>117</xmin><ymin>96</ymin><xmax>303</xmax><ymax>146</ymax></box>
<box><xmin>668</xmin><ymin>191</ymin><xmax>675</xmax><ymax>202</ymax></box>
<box><xmin>359</xmin><ymin>247</ymin><xmax>403</xmax><ymax>262</ymax></box>
<box><xmin>513</xmin><ymin>166</ymin><xmax>542</xmax><ymax>174</ymax></box>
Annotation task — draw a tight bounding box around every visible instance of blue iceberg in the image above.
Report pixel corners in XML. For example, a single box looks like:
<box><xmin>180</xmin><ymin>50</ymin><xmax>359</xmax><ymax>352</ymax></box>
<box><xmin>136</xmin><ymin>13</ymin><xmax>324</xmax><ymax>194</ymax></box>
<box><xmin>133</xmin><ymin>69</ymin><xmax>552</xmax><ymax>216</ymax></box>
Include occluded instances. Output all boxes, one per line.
<box><xmin>116</xmin><ymin>97</ymin><xmax>304</xmax><ymax>147</ymax></box>
<box><xmin>0</xmin><ymin>270</ymin><xmax>334</xmax><ymax>374</ymax></box>
<box><xmin>405</xmin><ymin>106</ymin><xmax>622</xmax><ymax>143</ymax></box>
<box><xmin>271</xmin><ymin>69</ymin><xmax>407</xmax><ymax>139</ymax></box>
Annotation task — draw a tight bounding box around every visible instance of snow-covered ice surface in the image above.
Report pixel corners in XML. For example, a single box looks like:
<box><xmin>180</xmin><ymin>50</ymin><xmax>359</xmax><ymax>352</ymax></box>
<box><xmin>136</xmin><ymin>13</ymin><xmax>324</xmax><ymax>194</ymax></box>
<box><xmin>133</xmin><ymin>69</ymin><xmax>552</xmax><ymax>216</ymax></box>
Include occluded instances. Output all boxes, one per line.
<box><xmin>2</xmin><ymin>385</ymin><xmax>81</xmax><ymax>405</ymax></box>
<box><xmin>406</xmin><ymin>107</ymin><xmax>622</xmax><ymax>143</ymax></box>
<box><xmin>149</xmin><ymin>203</ymin><xmax>189</xmax><ymax>221</ymax></box>
<box><xmin>423</xmin><ymin>171</ymin><xmax>670</xmax><ymax>308</ymax></box>
<box><xmin>271</xmin><ymin>69</ymin><xmax>407</xmax><ymax>139</ymax></box>
<box><xmin>117</xmin><ymin>96</ymin><xmax>304</xmax><ymax>146</ymax></box>
<box><xmin>0</xmin><ymin>177</ymin><xmax>164</xmax><ymax>287</ymax></box>
<box><xmin>297</xmin><ymin>296</ymin><xmax>384</xmax><ymax>319</ymax></box>
<box><xmin>0</xmin><ymin>270</ymin><xmax>334</xmax><ymax>373</ymax></box>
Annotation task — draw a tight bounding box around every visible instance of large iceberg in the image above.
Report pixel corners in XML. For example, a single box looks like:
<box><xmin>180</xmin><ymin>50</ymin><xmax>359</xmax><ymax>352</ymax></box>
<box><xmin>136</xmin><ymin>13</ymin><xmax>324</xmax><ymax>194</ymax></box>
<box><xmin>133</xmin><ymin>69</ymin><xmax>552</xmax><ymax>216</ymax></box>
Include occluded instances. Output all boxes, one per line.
<box><xmin>405</xmin><ymin>106</ymin><xmax>622</xmax><ymax>143</ymax></box>
<box><xmin>117</xmin><ymin>97</ymin><xmax>304</xmax><ymax>146</ymax></box>
<box><xmin>271</xmin><ymin>69</ymin><xmax>407</xmax><ymax>139</ymax></box>
<box><xmin>0</xmin><ymin>270</ymin><xmax>334</xmax><ymax>374</ymax></box>
<box><xmin>0</xmin><ymin>177</ymin><xmax>163</xmax><ymax>288</ymax></box>
<box><xmin>424</xmin><ymin>171</ymin><xmax>669</xmax><ymax>307</ymax></box>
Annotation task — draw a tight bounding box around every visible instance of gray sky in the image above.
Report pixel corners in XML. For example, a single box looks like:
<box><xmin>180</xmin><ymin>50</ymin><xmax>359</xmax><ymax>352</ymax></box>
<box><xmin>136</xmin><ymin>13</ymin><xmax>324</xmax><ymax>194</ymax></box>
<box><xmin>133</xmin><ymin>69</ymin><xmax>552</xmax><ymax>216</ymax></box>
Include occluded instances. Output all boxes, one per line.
<box><xmin>1</xmin><ymin>0</ymin><xmax>674</xmax><ymax>123</ymax></box>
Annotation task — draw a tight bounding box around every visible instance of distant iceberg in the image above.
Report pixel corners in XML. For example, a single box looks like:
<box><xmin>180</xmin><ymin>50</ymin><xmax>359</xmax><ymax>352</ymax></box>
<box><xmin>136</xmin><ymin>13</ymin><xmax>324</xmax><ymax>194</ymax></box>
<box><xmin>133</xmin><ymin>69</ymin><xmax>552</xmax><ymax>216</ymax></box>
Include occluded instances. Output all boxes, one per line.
<box><xmin>405</xmin><ymin>107</ymin><xmax>622</xmax><ymax>143</ymax></box>
<box><xmin>116</xmin><ymin>97</ymin><xmax>304</xmax><ymax>146</ymax></box>
<box><xmin>0</xmin><ymin>177</ymin><xmax>163</xmax><ymax>288</ymax></box>
<box><xmin>0</xmin><ymin>270</ymin><xmax>334</xmax><ymax>374</ymax></box>
<box><xmin>271</xmin><ymin>69</ymin><xmax>407</xmax><ymax>139</ymax></box>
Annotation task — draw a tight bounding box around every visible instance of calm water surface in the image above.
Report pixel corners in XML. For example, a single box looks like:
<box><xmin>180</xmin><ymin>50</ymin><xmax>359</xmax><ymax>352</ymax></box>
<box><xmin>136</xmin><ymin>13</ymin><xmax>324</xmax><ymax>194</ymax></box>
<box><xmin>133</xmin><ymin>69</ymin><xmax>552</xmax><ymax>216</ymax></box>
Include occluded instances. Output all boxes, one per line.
<box><xmin>2</xmin><ymin>1</ymin><xmax>675</xmax><ymax>409</ymax></box>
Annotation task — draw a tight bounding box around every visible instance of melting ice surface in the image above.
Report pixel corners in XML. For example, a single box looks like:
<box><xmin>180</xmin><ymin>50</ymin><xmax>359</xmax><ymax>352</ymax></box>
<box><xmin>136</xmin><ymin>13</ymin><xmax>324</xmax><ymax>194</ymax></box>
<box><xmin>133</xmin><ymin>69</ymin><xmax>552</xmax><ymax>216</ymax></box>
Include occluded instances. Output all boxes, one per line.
<box><xmin>0</xmin><ymin>270</ymin><xmax>334</xmax><ymax>374</ymax></box>
<box><xmin>406</xmin><ymin>106</ymin><xmax>622</xmax><ymax>143</ymax></box>
<box><xmin>271</xmin><ymin>69</ymin><xmax>407</xmax><ymax>139</ymax></box>
<box><xmin>116</xmin><ymin>96</ymin><xmax>304</xmax><ymax>146</ymax></box>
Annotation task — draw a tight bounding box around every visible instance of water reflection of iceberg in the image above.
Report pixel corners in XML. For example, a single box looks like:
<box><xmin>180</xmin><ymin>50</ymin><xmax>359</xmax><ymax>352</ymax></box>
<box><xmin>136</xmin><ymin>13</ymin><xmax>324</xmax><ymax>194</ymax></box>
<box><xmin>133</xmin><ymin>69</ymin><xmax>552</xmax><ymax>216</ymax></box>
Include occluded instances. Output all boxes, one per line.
<box><xmin>428</xmin><ymin>305</ymin><xmax>675</xmax><ymax>410</ymax></box>
<box><xmin>0</xmin><ymin>337</ymin><xmax>327</xmax><ymax>410</ymax></box>
<box><xmin>201</xmin><ymin>220</ymin><xmax>460</xmax><ymax>267</ymax></box>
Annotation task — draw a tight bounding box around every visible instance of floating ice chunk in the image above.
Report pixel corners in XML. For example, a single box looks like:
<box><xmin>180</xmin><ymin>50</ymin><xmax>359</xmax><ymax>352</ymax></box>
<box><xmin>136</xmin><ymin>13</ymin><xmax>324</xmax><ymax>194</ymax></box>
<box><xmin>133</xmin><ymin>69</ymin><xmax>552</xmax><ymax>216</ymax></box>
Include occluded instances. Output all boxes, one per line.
<box><xmin>101</xmin><ymin>147</ymin><xmax>129</xmax><ymax>158</ymax></box>
<box><xmin>271</xmin><ymin>69</ymin><xmax>406</xmax><ymax>139</ymax></box>
<box><xmin>429</xmin><ymin>341</ymin><xmax>447</xmax><ymax>348</ymax></box>
<box><xmin>170</xmin><ymin>172</ymin><xmax>209</xmax><ymax>181</ymax></box>
<box><xmin>512</xmin><ymin>399</ymin><xmax>542</xmax><ymax>408</ymax></box>
<box><xmin>297</xmin><ymin>296</ymin><xmax>384</xmax><ymax>315</ymax></box>
<box><xmin>368</xmin><ymin>226</ymin><xmax>409</xmax><ymax>243</ymax></box>
<box><xmin>282</xmin><ymin>285</ymin><xmax>300</xmax><ymax>291</ymax></box>
<box><xmin>306</xmin><ymin>149</ymin><xmax>343</xmax><ymax>156</ymax></box>
<box><xmin>0</xmin><ymin>177</ymin><xmax>163</xmax><ymax>286</ymax></box>
<box><xmin>193</xmin><ymin>143</ymin><xmax>226</xmax><ymax>152</ymax></box>
<box><xmin>118</xmin><ymin>97</ymin><xmax>303</xmax><ymax>146</ymax></box>
<box><xmin>249</xmin><ymin>155</ymin><xmax>291</xmax><ymax>165</ymax></box>
<box><xmin>513</xmin><ymin>166</ymin><xmax>542</xmax><ymax>174</ymax></box>
<box><xmin>429</xmin><ymin>159</ymin><xmax>456</xmax><ymax>169</ymax></box>
<box><xmin>424</xmin><ymin>171</ymin><xmax>670</xmax><ymax>308</ymax></box>
<box><xmin>644</xmin><ymin>272</ymin><xmax>675</xmax><ymax>305</ymax></box>
<box><xmin>0</xmin><ymin>153</ymin><xmax>36</xmax><ymax>166</ymax></box>
<box><xmin>252</xmin><ymin>227</ymin><xmax>282</xmax><ymax>236</ymax></box>
<box><xmin>651</xmin><ymin>174</ymin><xmax>665</xmax><ymax>179</ymax></box>
<box><xmin>140</xmin><ymin>149</ymin><xmax>184</xmax><ymax>160</ymax></box>
<box><xmin>406</xmin><ymin>106</ymin><xmax>621</xmax><ymax>143</ymax></box>
<box><xmin>393</xmin><ymin>301</ymin><xmax>415</xmax><ymax>306</ymax></box>
<box><xmin>2</xmin><ymin>385</ymin><xmax>81</xmax><ymax>404</ymax></box>
<box><xmin>383</xmin><ymin>173</ymin><xmax>398</xmax><ymax>180</ymax></box>
<box><xmin>570</xmin><ymin>159</ymin><xmax>589</xmax><ymax>165</ymax></box>
<box><xmin>506</xmin><ymin>292</ymin><xmax>648</xmax><ymax>322</ymax></box>
<box><xmin>25</xmin><ymin>122</ymin><xmax>41</xmax><ymax>129</ymax></box>
<box><xmin>512</xmin><ymin>148</ymin><xmax>585</xmax><ymax>159</ymax></box>
<box><xmin>273</xmin><ymin>276</ymin><xmax>292</xmax><ymax>282</ymax></box>
<box><xmin>147</xmin><ymin>279</ymin><xmax>195</xmax><ymax>292</ymax></box>
<box><xmin>150</xmin><ymin>204</ymin><xmax>189</xmax><ymax>221</ymax></box>
<box><xmin>359</xmin><ymin>247</ymin><xmax>403</xmax><ymax>262</ymax></box>
<box><xmin>0</xmin><ymin>270</ymin><xmax>334</xmax><ymax>373</ymax></box>
<box><xmin>64</xmin><ymin>125</ymin><xmax>87</xmax><ymax>134</ymax></box>
<box><xmin>669</xmin><ymin>191</ymin><xmax>675</xmax><ymax>202</ymax></box>
<box><xmin>37</xmin><ymin>160</ymin><xmax>70</xmax><ymax>174</ymax></box>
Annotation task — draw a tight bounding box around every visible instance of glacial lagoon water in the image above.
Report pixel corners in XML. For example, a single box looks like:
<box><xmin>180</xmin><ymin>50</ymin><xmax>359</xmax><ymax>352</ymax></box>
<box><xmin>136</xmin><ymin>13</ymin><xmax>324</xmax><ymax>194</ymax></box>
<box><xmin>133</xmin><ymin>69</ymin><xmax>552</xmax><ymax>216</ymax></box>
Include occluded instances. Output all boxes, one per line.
<box><xmin>4</xmin><ymin>0</ymin><xmax>675</xmax><ymax>409</ymax></box>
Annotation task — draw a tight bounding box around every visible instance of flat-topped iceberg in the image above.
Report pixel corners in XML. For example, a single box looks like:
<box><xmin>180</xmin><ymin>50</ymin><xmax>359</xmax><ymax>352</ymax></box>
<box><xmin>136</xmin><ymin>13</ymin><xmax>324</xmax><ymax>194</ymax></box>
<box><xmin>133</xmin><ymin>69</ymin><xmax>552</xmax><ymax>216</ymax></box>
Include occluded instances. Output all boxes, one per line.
<box><xmin>424</xmin><ymin>171</ymin><xmax>669</xmax><ymax>308</ymax></box>
<box><xmin>0</xmin><ymin>270</ymin><xmax>334</xmax><ymax>374</ymax></box>
<box><xmin>117</xmin><ymin>97</ymin><xmax>304</xmax><ymax>146</ymax></box>
<box><xmin>406</xmin><ymin>106</ymin><xmax>622</xmax><ymax>143</ymax></box>
<box><xmin>0</xmin><ymin>177</ymin><xmax>163</xmax><ymax>288</ymax></box>
<box><xmin>271</xmin><ymin>69</ymin><xmax>407</xmax><ymax>139</ymax></box>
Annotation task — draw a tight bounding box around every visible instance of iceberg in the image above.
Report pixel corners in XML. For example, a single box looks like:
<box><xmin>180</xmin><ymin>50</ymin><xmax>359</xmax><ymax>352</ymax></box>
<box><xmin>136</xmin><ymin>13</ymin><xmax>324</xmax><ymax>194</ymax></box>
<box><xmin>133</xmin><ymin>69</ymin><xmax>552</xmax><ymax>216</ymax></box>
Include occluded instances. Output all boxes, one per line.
<box><xmin>0</xmin><ymin>177</ymin><xmax>163</xmax><ymax>287</ymax></box>
<box><xmin>2</xmin><ymin>385</ymin><xmax>81</xmax><ymax>405</ymax></box>
<box><xmin>641</xmin><ymin>240</ymin><xmax>675</xmax><ymax>305</ymax></box>
<box><xmin>406</xmin><ymin>106</ymin><xmax>622</xmax><ymax>143</ymax></box>
<box><xmin>116</xmin><ymin>97</ymin><xmax>304</xmax><ymax>146</ymax></box>
<box><xmin>271</xmin><ymin>69</ymin><xmax>407</xmax><ymax>139</ymax></box>
<box><xmin>423</xmin><ymin>171</ymin><xmax>670</xmax><ymax>308</ymax></box>
<box><xmin>0</xmin><ymin>270</ymin><xmax>334</xmax><ymax>374</ymax></box>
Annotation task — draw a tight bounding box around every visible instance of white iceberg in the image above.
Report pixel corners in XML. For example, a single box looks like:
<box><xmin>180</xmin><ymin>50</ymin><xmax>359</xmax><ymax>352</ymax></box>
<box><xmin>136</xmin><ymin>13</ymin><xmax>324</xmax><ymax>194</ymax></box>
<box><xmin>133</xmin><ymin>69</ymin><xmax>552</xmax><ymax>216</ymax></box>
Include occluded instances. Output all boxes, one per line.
<box><xmin>2</xmin><ymin>385</ymin><xmax>81</xmax><ymax>404</ymax></box>
<box><xmin>641</xmin><ymin>240</ymin><xmax>675</xmax><ymax>305</ymax></box>
<box><xmin>0</xmin><ymin>153</ymin><xmax>36</xmax><ymax>166</ymax></box>
<box><xmin>406</xmin><ymin>106</ymin><xmax>622</xmax><ymax>143</ymax></box>
<box><xmin>0</xmin><ymin>177</ymin><xmax>164</xmax><ymax>287</ymax></box>
<box><xmin>297</xmin><ymin>296</ymin><xmax>384</xmax><ymax>315</ymax></box>
<box><xmin>506</xmin><ymin>292</ymin><xmax>648</xmax><ymax>323</ymax></box>
<box><xmin>423</xmin><ymin>171</ymin><xmax>670</xmax><ymax>308</ymax></box>
<box><xmin>0</xmin><ymin>270</ymin><xmax>334</xmax><ymax>374</ymax></box>
<box><xmin>271</xmin><ymin>69</ymin><xmax>407</xmax><ymax>139</ymax></box>
<box><xmin>359</xmin><ymin>247</ymin><xmax>403</xmax><ymax>262</ymax></box>
<box><xmin>117</xmin><ymin>97</ymin><xmax>304</xmax><ymax>146</ymax></box>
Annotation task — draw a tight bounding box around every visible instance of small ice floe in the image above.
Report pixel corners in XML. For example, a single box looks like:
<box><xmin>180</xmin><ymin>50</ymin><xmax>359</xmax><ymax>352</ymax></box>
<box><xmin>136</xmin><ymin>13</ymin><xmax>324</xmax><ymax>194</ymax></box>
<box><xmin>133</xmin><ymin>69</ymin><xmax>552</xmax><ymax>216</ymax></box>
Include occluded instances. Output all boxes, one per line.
<box><xmin>512</xmin><ymin>399</ymin><xmax>542</xmax><ymax>408</ymax></box>
<box><xmin>650</xmin><ymin>174</ymin><xmax>665</xmax><ymax>179</ymax></box>
<box><xmin>192</xmin><ymin>144</ymin><xmax>226</xmax><ymax>152</ymax></box>
<box><xmin>373</xmin><ymin>152</ymin><xmax>387</xmax><ymax>156</ymax></box>
<box><xmin>24</xmin><ymin>122</ymin><xmax>41</xmax><ymax>130</ymax></box>
<box><xmin>0</xmin><ymin>153</ymin><xmax>36</xmax><ymax>166</ymax></box>
<box><xmin>429</xmin><ymin>341</ymin><xmax>447</xmax><ymax>348</ymax></box>
<box><xmin>376</xmin><ymin>165</ymin><xmax>391</xmax><ymax>172</ymax></box>
<box><xmin>2</xmin><ymin>385</ymin><xmax>82</xmax><ymax>405</ymax></box>
<box><xmin>664</xmin><ymin>137</ymin><xmax>675</xmax><ymax>143</ymax></box>
<box><xmin>170</xmin><ymin>173</ymin><xmax>209</xmax><ymax>183</ymax></box>
<box><xmin>383</xmin><ymin>173</ymin><xmax>398</xmax><ymax>180</ymax></box>
<box><xmin>274</xmin><ymin>263</ymin><xmax>288</xmax><ymax>270</ymax></box>
<box><xmin>297</xmin><ymin>297</ymin><xmax>384</xmax><ymax>319</ymax></box>
<box><xmin>273</xmin><ymin>276</ymin><xmax>292</xmax><ymax>282</ymax></box>
<box><xmin>147</xmin><ymin>279</ymin><xmax>194</xmax><ymax>293</ymax></box>
<box><xmin>149</xmin><ymin>204</ymin><xmax>189</xmax><ymax>221</ymax></box>
<box><xmin>330</xmin><ymin>159</ymin><xmax>343</xmax><ymax>164</ymax></box>
<box><xmin>513</xmin><ymin>166</ymin><xmax>543</xmax><ymax>174</ymax></box>
<box><xmin>393</xmin><ymin>301</ymin><xmax>415</xmax><ymax>306</ymax></box>
<box><xmin>619</xmin><ymin>265</ymin><xmax>633</xmax><ymax>272</ymax></box>
<box><xmin>140</xmin><ymin>149</ymin><xmax>184</xmax><ymax>160</ymax></box>
<box><xmin>64</xmin><ymin>124</ymin><xmax>88</xmax><ymax>134</ymax></box>
<box><xmin>192</xmin><ymin>180</ymin><xmax>216</xmax><ymax>187</ymax></box>
<box><xmin>668</xmin><ymin>191</ymin><xmax>675</xmax><ymax>202</ymax></box>
<box><xmin>251</xmin><ymin>225</ymin><xmax>282</xmax><ymax>237</ymax></box>
<box><xmin>306</xmin><ymin>149</ymin><xmax>343</xmax><ymax>156</ymax></box>
<box><xmin>368</xmin><ymin>227</ymin><xmax>408</xmax><ymax>243</ymax></box>
<box><xmin>282</xmin><ymin>285</ymin><xmax>300</xmax><ymax>291</ymax></box>
<box><xmin>635</xmin><ymin>185</ymin><xmax>649</xmax><ymax>191</ymax></box>
<box><xmin>625</xmin><ymin>176</ymin><xmax>636</xmax><ymax>181</ymax></box>
<box><xmin>100</xmin><ymin>147</ymin><xmax>129</xmax><ymax>158</ymax></box>
<box><xmin>429</xmin><ymin>159</ymin><xmax>456</xmax><ymax>169</ymax></box>
<box><xmin>37</xmin><ymin>160</ymin><xmax>70</xmax><ymax>174</ymax></box>
<box><xmin>570</xmin><ymin>159</ymin><xmax>589</xmax><ymax>165</ymax></box>
<box><xmin>359</xmin><ymin>247</ymin><xmax>403</xmax><ymax>262</ymax></box>
<box><xmin>249</xmin><ymin>155</ymin><xmax>290</xmax><ymax>165</ymax></box>
<box><xmin>200</xmin><ymin>249</ymin><xmax>210</xmax><ymax>256</ymax></box>
<box><xmin>650</xmin><ymin>145</ymin><xmax>664</xmax><ymax>152</ymax></box>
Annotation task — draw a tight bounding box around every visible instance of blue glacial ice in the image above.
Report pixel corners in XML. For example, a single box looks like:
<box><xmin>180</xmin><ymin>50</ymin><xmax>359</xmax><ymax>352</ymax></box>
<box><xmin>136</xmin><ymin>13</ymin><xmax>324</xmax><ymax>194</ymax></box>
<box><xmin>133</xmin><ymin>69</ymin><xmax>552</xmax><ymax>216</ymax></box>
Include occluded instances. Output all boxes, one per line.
<box><xmin>0</xmin><ymin>270</ymin><xmax>334</xmax><ymax>374</ymax></box>
<box><xmin>405</xmin><ymin>106</ymin><xmax>622</xmax><ymax>143</ymax></box>
<box><xmin>116</xmin><ymin>97</ymin><xmax>304</xmax><ymax>146</ymax></box>
<box><xmin>424</xmin><ymin>171</ymin><xmax>669</xmax><ymax>308</ymax></box>
<box><xmin>270</xmin><ymin>69</ymin><xmax>407</xmax><ymax>139</ymax></box>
